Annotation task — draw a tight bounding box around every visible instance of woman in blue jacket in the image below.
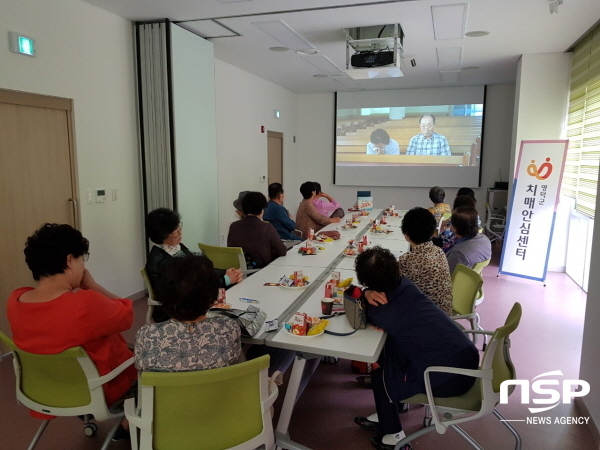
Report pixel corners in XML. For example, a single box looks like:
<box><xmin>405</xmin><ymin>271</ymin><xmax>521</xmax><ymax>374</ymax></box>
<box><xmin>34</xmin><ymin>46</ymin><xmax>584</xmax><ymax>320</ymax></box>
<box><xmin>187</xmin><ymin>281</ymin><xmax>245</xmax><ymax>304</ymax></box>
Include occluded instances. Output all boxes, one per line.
<box><xmin>353</xmin><ymin>246</ymin><xmax>479</xmax><ymax>450</ymax></box>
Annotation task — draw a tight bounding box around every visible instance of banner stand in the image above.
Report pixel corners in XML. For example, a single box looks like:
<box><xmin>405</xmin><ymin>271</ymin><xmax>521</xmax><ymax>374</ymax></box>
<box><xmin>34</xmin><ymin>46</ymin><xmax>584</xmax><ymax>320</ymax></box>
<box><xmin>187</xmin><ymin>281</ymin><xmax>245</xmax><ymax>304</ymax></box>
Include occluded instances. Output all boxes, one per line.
<box><xmin>498</xmin><ymin>140</ymin><xmax>568</xmax><ymax>283</ymax></box>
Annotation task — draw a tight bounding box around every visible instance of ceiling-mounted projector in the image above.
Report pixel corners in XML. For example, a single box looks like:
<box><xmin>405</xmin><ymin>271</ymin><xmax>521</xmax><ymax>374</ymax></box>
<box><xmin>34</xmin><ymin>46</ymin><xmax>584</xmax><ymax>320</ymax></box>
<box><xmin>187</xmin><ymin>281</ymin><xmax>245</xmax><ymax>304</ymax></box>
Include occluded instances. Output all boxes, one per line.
<box><xmin>351</xmin><ymin>50</ymin><xmax>395</xmax><ymax>68</ymax></box>
<box><xmin>344</xmin><ymin>24</ymin><xmax>404</xmax><ymax>79</ymax></box>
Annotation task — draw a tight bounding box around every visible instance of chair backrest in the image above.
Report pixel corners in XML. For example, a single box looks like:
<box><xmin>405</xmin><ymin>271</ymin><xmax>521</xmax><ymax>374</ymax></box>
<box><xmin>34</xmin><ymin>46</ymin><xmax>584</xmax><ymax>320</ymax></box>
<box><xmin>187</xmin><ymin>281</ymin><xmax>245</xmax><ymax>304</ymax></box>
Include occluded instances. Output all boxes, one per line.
<box><xmin>140</xmin><ymin>355</ymin><xmax>270</xmax><ymax>450</ymax></box>
<box><xmin>141</xmin><ymin>267</ymin><xmax>162</xmax><ymax>324</ymax></box>
<box><xmin>484</xmin><ymin>203</ymin><xmax>492</xmax><ymax>229</ymax></box>
<box><xmin>471</xmin><ymin>258</ymin><xmax>491</xmax><ymax>275</ymax></box>
<box><xmin>437</xmin><ymin>211</ymin><xmax>452</xmax><ymax>234</ymax></box>
<box><xmin>140</xmin><ymin>267</ymin><xmax>156</xmax><ymax>301</ymax></box>
<box><xmin>198</xmin><ymin>242</ymin><xmax>246</xmax><ymax>270</ymax></box>
<box><xmin>482</xmin><ymin>302</ymin><xmax>522</xmax><ymax>394</ymax></box>
<box><xmin>0</xmin><ymin>331</ymin><xmax>93</xmax><ymax>409</ymax></box>
<box><xmin>451</xmin><ymin>264</ymin><xmax>483</xmax><ymax>316</ymax></box>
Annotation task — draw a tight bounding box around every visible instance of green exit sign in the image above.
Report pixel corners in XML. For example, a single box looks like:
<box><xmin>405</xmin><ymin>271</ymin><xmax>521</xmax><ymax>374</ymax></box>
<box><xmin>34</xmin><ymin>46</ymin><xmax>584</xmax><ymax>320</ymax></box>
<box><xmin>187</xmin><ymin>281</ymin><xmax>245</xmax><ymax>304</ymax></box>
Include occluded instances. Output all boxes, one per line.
<box><xmin>9</xmin><ymin>31</ymin><xmax>35</xmax><ymax>57</ymax></box>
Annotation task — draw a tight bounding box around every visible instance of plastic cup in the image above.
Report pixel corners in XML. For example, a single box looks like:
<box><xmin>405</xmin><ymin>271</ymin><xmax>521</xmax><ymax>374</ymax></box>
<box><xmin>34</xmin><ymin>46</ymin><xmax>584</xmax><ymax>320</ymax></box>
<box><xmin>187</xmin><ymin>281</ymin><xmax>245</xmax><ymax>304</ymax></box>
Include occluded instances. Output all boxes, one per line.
<box><xmin>321</xmin><ymin>298</ymin><xmax>334</xmax><ymax>315</ymax></box>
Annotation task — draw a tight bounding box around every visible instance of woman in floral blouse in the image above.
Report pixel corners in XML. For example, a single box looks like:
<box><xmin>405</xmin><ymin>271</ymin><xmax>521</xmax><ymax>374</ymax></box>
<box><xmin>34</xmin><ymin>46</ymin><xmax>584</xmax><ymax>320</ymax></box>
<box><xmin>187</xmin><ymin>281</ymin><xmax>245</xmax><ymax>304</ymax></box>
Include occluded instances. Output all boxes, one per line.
<box><xmin>427</xmin><ymin>186</ymin><xmax>451</xmax><ymax>227</ymax></box>
<box><xmin>135</xmin><ymin>255</ymin><xmax>241</xmax><ymax>372</ymax></box>
<box><xmin>364</xmin><ymin>207</ymin><xmax>453</xmax><ymax>316</ymax></box>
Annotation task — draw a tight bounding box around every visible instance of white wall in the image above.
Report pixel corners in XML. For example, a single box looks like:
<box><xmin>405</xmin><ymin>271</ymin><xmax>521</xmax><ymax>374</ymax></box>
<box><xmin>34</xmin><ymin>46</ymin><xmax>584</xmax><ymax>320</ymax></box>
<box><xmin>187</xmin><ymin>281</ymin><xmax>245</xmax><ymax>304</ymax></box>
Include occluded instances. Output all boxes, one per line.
<box><xmin>0</xmin><ymin>0</ymin><xmax>144</xmax><ymax>296</ymax></box>
<box><xmin>579</xmin><ymin>192</ymin><xmax>600</xmax><ymax>445</ymax></box>
<box><xmin>171</xmin><ymin>25</ymin><xmax>219</xmax><ymax>247</ymax></box>
<box><xmin>512</xmin><ymin>53</ymin><xmax>572</xmax><ymax>271</ymax></box>
<box><xmin>214</xmin><ymin>59</ymin><xmax>299</xmax><ymax>243</ymax></box>
<box><xmin>290</xmin><ymin>85</ymin><xmax>515</xmax><ymax>218</ymax></box>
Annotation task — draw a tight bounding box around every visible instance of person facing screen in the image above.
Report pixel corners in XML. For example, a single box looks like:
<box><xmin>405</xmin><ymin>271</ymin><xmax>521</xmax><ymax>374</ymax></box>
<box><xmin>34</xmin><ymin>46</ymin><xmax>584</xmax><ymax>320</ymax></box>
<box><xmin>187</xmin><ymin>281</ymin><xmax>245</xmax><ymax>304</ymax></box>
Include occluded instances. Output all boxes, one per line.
<box><xmin>366</xmin><ymin>129</ymin><xmax>400</xmax><ymax>155</ymax></box>
<box><xmin>406</xmin><ymin>114</ymin><xmax>451</xmax><ymax>156</ymax></box>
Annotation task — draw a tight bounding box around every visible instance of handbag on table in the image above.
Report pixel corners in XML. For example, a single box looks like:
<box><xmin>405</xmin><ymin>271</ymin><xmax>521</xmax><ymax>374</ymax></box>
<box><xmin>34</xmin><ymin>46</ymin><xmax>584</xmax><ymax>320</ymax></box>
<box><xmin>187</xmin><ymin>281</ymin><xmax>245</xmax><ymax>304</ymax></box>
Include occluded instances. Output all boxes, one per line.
<box><xmin>324</xmin><ymin>285</ymin><xmax>367</xmax><ymax>336</ymax></box>
<box><xmin>343</xmin><ymin>285</ymin><xmax>367</xmax><ymax>330</ymax></box>
<box><xmin>210</xmin><ymin>305</ymin><xmax>267</xmax><ymax>337</ymax></box>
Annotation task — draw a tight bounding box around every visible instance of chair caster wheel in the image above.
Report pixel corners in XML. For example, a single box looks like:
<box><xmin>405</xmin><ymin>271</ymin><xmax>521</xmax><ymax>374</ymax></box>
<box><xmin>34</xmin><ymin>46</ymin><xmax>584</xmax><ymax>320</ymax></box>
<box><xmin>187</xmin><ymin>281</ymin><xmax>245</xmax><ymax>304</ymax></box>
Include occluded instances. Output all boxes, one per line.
<box><xmin>423</xmin><ymin>417</ymin><xmax>433</xmax><ymax>427</ymax></box>
<box><xmin>84</xmin><ymin>423</ymin><xmax>98</xmax><ymax>436</ymax></box>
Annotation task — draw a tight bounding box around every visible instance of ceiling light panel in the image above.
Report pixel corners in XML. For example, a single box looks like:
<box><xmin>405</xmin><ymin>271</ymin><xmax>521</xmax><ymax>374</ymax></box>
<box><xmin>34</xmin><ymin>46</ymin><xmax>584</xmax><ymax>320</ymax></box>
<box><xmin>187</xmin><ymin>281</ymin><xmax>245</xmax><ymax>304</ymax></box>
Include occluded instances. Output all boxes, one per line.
<box><xmin>179</xmin><ymin>20</ymin><xmax>239</xmax><ymax>38</ymax></box>
<box><xmin>440</xmin><ymin>70</ymin><xmax>460</xmax><ymax>84</ymax></box>
<box><xmin>436</xmin><ymin>47</ymin><xmax>463</xmax><ymax>67</ymax></box>
<box><xmin>252</xmin><ymin>20</ymin><xmax>315</xmax><ymax>51</ymax></box>
<box><xmin>301</xmin><ymin>55</ymin><xmax>344</xmax><ymax>75</ymax></box>
<box><xmin>431</xmin><ymin>3</ymin><xmax>467</xmax><ymax>40</ymax></box>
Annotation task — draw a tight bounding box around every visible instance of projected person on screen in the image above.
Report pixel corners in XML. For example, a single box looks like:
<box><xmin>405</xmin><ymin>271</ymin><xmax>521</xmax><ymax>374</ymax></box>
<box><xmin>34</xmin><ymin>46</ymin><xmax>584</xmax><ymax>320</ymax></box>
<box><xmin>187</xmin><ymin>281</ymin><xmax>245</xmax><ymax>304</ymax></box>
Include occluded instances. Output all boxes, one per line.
<box><xmin>366</xmin><ymin>129</ymin><xmax>400</xmax><ymax>155</ymax></box>
<box><xmin>406</xmin><ymin>114</ymin><xmax>451</xmax><ymax>156</ymax></box>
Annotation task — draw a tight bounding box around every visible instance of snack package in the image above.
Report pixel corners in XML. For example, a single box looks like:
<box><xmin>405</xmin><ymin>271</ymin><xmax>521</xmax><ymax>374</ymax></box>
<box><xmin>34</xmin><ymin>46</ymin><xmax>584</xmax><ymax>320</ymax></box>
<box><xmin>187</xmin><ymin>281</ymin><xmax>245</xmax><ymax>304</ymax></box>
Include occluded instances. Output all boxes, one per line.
<box><xmin>362</xmin><ymin>235</ymin><xmax>369</xmax><ymax>245</ymax></box>
<box><xmin>278</xmin><ymin>275</ymin><xmax>295</xmax><ymax>287</ymax></box>
<box><xmin>324</xmin><ymin>281</ymin><xmax>333</xmax><ymax>298</ymax></box>
<box><xmin>358</xmin><ymin>242</ymin><xmax>365</xmax><ymax>253</ymax></box>
<box><xmin>213</xmin><ymin>288</ymin><xmax>231</xmax><ymax>309</ymax></box>
<box><xmin>298</xmin><ymin>245</ymin><xmax>316</xmax><ymax>255</ymax></box>
<box><xmin>308</xmin><ymin>228</ymin><xmax>315</xmax><ymax>240</ymax></box>
<box><xmin>330</xmin><ymin>271</ymin><xmax>341</xmax><ymax>286</ymax></box>
<box><xmin>294</xmin><ymin>270</ymin><xmax>304</xmax><ymax>286</ymax></box>
<box><xmin>290</xmin><ymin>312</ymin><xmax>308</xmax><ymax>335</ymax></box>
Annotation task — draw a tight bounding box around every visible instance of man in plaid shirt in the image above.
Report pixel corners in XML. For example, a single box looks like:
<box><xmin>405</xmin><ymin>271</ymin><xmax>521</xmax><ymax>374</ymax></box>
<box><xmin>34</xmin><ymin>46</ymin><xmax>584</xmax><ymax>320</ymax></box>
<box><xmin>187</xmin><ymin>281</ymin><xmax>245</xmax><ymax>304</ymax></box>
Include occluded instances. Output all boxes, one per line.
<box><xmin>406</xmin><ymin>114</ymin><xmax>451</xmax><ymax>156</ymax></box>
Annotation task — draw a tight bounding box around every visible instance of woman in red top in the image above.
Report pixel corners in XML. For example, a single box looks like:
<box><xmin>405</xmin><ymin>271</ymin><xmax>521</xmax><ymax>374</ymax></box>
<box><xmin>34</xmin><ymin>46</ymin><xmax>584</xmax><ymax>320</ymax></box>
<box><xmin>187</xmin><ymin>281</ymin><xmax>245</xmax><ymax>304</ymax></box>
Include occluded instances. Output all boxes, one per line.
<box><xmin>7</xmin><ymin>223</ymin><xmax>136</xmax><ymax>411</ymax></box>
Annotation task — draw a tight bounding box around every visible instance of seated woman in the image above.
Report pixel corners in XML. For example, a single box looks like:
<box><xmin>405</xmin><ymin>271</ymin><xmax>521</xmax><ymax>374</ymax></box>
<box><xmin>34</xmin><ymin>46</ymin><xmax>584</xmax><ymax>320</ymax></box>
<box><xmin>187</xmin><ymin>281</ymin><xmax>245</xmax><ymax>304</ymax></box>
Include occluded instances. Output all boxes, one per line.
<box><xmin>354</xmin><ymin>247</ymin><xmax>479</xmax><ymax>450</ymax></box>
<box><xmin>427</xmin><ymin>186</ymin><xmax>451</xmax><ymax>227</ymax></box>
<box><xmin>312</xmin><ymin>182</ymin><xmax>344</xmax><ymax>219</ymax></box>
<box><xmin>446</xmin><ymin>206</ymin><xmax>492</xmax><ymax>274</ymax></box>
<box><xmin>296</xmin><ymin>181</ymin><xmax>341</xmax><ymax>238</ymax></box>
<box><xmin>438</xmin><ymin>194</ymin><xmax>479</xmax><ymax>253</ymax></box>
<box><xmin>367</xmin><ymin>207</ymin><xmax>452</xmax><ymax>315</ymax></box>
<box><xmin>7</xmin><ymin>223</ymin><xmax>137</xmax><ymax>410</ymax></box>
<box><xmin>135</xmin><ymin>255</ymin><xmax>242</xmax><ymax>372</ymax></box>
<box><xmin>145</xmin><ymin>208</ymin><xmax>243</xmax><ymax>288</ymax></box>
<box><xmin>145</xmin><ymin>208</ymin><xmax>242</xmax><ymax>321</ymax></box>
<box><xmin>227</xmin><ymin>191</ymin><xmax>287</xmax><ymax>268</ymax></box>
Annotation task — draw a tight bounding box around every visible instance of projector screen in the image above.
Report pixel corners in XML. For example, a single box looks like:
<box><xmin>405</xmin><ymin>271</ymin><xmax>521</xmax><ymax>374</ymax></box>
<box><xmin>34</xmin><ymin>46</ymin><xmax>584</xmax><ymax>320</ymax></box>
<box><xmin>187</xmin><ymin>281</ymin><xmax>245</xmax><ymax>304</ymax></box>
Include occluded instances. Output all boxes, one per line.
<box><xmin>334</xmin><ymin>86</ymin><xmax>486</xmax><ymax>187</ymax></box>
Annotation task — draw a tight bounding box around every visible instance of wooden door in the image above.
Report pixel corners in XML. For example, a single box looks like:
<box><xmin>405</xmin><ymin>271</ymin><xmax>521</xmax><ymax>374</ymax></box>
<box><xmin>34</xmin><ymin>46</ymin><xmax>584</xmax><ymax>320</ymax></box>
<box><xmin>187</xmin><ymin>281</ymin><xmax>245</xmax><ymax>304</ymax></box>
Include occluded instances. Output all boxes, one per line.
<box><xmin>267</xmin><ymin>131</ymin><xmax>283</xmax><ymax>185</ymax></box>
<box><xmin>0</xmin><ymin>89</ymin><xmax>78</xmax><ymax>340</ymax></box>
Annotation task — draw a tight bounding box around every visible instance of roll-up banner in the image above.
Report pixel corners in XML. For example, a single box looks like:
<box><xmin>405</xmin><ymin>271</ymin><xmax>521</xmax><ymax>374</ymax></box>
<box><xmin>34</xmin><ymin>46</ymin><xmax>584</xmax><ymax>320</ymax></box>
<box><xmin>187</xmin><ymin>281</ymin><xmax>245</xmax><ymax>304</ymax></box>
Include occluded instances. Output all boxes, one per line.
<box><xmin>499</xmin><ymin>140</ymin><xmax>568</xmax><ymax>282</ymax></box>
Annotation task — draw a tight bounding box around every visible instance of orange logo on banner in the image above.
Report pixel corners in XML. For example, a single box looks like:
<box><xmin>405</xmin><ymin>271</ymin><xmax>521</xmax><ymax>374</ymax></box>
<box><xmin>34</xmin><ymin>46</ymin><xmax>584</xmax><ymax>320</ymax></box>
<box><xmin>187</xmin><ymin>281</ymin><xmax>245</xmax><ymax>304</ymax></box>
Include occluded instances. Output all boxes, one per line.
<box><xmin>527</xmin><ymin>158</ymin><xmax>553</xmax><ymax>180</ymax></box>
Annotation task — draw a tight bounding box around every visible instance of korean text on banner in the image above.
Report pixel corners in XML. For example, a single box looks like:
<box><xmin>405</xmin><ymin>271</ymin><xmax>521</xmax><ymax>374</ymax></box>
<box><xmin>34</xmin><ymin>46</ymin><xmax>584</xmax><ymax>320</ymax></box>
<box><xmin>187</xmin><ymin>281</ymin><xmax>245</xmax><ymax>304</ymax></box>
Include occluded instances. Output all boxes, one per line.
<box><xmin>499</xmin><ymin>140</ymin><xmax>568</xmax><ymax>281</ymax></box>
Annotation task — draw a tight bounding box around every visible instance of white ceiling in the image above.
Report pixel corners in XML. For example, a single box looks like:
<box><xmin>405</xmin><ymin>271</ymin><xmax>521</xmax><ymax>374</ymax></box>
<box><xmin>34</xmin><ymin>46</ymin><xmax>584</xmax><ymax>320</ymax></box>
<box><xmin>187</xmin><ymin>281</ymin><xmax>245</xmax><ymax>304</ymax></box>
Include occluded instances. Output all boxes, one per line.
<box><xmin>82</xmin><ymin>0</ymin><xmax>600</xmax><ymax>94</ymax></box>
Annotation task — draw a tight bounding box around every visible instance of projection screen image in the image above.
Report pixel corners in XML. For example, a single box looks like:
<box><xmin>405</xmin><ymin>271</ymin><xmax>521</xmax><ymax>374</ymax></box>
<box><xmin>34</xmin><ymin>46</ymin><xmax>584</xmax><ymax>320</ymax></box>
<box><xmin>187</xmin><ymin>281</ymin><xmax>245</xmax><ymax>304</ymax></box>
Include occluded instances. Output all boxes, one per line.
<box><xmin>335</xmin><ymin>86</ymin><xmax>486</xmax><ymax>188</ymax></box>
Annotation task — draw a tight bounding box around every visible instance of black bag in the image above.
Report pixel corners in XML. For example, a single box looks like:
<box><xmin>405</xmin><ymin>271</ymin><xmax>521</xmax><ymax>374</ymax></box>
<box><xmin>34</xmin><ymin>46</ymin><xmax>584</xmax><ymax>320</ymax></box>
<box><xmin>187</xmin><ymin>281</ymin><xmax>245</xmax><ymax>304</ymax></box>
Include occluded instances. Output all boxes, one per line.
<box><xmin>210</xmin><ymin>305</ymin><xmax>267</xmax><ymax>337</ymax></box>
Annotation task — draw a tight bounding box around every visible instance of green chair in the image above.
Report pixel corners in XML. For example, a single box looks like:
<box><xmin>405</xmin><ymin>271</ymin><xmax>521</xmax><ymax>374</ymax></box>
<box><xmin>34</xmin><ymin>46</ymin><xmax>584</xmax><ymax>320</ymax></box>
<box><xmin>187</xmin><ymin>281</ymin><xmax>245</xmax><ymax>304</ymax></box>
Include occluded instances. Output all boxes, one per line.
<box><xmin>141</xmin><ymin>267</ymin><xmax>162</xmax><ymax>325</ymax></box>
<box><xmin>472</xmin><ymin>258</ymin><xmax>491</xmax><ymax>314</ymax></box>
<box><xmin>451</xmin><ymin>264</ymin><xmax>485</xmax><ymax>347</ymax></box>
<box><xmin>437</xmin><ymin>212</ymin><xmax>452</xmax><ymax>234</ymax></box>
<box><xmin>471</xmin><ymin>258</ymin><xmax>490</xmax><ymax>275</ymax></box>
<box><xmin>198</xmin><ymin>242</ymin><xmax>260</xmax><ymax>274</ymax></box>
<box><xmin>398</xmin><ymin>302</ymin><xmax>523</xmax><ymax>450</ymax></box>
<box><xmin>125</xmin><ymin>355</ymin><xmax>278</xmax><ymax>450</ymax></box>
<box><xmin>198</xmin><ymin>242</ymin><xmax>247</xmax><ymax>269</ymax></box>
<box><xmin>0</xmin><ymin>331</ymin><xmax>134</xmax><ymax>450</ymax></box>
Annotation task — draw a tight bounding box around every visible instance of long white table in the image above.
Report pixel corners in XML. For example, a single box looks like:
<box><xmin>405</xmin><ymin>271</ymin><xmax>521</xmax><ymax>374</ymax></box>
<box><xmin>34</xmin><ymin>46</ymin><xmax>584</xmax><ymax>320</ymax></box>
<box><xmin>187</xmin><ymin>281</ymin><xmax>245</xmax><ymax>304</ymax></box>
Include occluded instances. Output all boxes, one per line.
<box><xmin>223</xmin><ymin>264</ymin><xmax>328</xmax><ymax>344</ymax></box>
<box><xmin>229</xmin><ymin>208</ymin><xmax>409</xmax><ymax>450</ymax></box>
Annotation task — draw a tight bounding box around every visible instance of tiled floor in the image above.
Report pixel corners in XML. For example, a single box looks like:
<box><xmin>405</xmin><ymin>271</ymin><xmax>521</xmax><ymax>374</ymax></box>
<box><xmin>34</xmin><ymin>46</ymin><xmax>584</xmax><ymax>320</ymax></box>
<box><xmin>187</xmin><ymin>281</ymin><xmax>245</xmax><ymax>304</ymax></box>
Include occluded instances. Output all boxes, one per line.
<box><xmin>0</xmin><ymin>250</ymin><xmax>596</xmax><ymax>449</ymax></box>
